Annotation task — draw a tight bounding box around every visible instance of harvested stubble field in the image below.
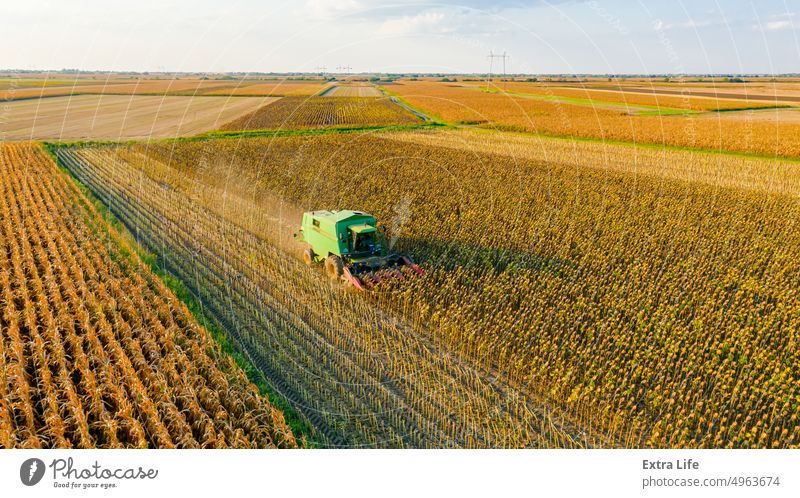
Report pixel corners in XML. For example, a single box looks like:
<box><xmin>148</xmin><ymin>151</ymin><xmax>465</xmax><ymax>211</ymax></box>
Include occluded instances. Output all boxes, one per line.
<box><xmin>0</xmin><ymin>143</ymin><xmax>296</xmax><ymax>448</ymax></box>
<box><xmin>60</xmin><ymin>128</ymin><xmax>800</xmax><ymax>448</ymax></box>
<box><xmin>220</xmin><ymin>96</ymin><xmax>421</xmax><ymax>130</ymax></box>
<box><xmin>0</xmin><ymin>94</ymin><xmax>273</xmax><ymax>140</ymax></box>
<box><xmin>700</xmin><ymin>107</ymin><xmax>800</xmax><ymax>125</ymax></box>
<box><xmin>387</xmin><ymin>80</ymin><xmax>800</xmax><ymax>157</ymax></box>
<box><xmin>200</xmin><ymin>81</ymin><xmax>330</xmax><ymax>97</ymax></box>
<box><xmin>0</xmin><ymin>79</ymin><xmax>108</xmax><ymax>91</ymax></box>
<box><xmin>0</xmin><ymin>79</ymin><xmax>253</xmax><ymax>101</ymax></box>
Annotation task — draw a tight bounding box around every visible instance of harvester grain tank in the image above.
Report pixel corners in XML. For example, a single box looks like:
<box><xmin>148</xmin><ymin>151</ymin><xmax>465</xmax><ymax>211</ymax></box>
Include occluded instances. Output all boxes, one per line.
<box><xmin>295</xmin><ymin>210</ymin><xmax>423</xmax><ymax>290</ymax></box>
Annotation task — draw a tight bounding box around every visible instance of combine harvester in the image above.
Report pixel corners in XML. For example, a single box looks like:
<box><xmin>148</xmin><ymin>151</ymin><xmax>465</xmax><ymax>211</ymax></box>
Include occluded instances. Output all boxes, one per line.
<box><xmin>295</xmin><ymin>210</ymin><xmax>423</xmax><ymax>290</ymax></box>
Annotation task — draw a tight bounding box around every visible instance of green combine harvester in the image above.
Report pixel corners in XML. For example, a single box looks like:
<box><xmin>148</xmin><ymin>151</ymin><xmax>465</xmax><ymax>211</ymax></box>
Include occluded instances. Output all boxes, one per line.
<box><xmin>295</xmin><ymin>210</ymin><xmax>423</xmax><ymax>290</ymax></box>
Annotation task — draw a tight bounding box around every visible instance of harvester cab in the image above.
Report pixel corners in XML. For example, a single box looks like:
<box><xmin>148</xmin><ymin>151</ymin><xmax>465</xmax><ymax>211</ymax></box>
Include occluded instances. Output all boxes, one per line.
<box><xmin>295</xmin><ymin>209</ymin><xmax>423</xmax><ymax>290</ymax></box>
<box><xmin>349</xmin><ymin>223</ymin><xmax>379</xmax><ymax>255</ymax></box>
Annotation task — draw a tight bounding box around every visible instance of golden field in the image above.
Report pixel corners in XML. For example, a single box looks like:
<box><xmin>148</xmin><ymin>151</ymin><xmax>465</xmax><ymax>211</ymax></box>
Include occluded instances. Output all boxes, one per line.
<box><xmin>70</xmin><ymin>128</ymin><xmax>800</xmax><ymax>448</ymax></box>
<box><xmin>200</xmin><ymin>81</ymin><xmax>330</xmax><ymax>97</ymax></box>
<box><xmin>387</xmin><ymin>80</ymin><xmax>800</xmax><ymax>157</ymax></box>
<box><xmin>4</xmin><ymin>73</ymin><xmax>800</xmax><ymax>449</ymax></box>
<box><xmin>56</xmin><ymin>143</ymin><xmax>584</xmax><ymax>448</ymax></box>
<box><xmin>0</xmin><ymin>143</ymin><xmax>296</xmax><ymax>448</ymax></box>
<box><xmin>0</xmin><ymin>78</ymin><xmax>328</xmax><ymax>100</ymax></box>
<box><xmin>221</xmin><ymin>96</ymin><xmax>420</xmax><ymax>130</ymax></box>
<box><xmin>468</xmin><ymin>81</ymin><xmax>786</xmax><ymax>111</ymax></box>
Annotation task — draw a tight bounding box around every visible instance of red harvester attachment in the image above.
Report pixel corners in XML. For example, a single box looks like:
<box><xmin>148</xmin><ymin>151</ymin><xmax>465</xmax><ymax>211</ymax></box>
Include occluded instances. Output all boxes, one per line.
<box><xmin>342</xmin><ymin>255</ymin><xmax>424</xmax><ymax>291</ymax></box>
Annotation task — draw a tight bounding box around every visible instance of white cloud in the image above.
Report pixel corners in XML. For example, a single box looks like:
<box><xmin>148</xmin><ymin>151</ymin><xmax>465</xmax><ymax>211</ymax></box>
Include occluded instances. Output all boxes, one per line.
<box><xmin>304</xmin><ymin>0</ymin><xmax>361</xmax><ymax>20</ymax></box>
<box><xmin>378</xmin><ymin>11</ymin><xmax>449</xmax><ymax>35</ymax></box>
<box><xmin>660</xmin><ymin>18</ymin><xmax>718</xmax><ymax>30</ymax></box>
<box><xmin>764</xmin><ymin>20</ymin><xmax>792</xmax><ymax>31</ymax></box>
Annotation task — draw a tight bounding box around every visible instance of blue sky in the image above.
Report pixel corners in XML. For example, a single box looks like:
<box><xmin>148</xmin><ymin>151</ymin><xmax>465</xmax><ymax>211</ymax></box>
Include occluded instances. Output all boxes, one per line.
<box><xmin>1</xmin><ymin>0</ymin><xmax>797</xmax><ymax>74</ymax></box>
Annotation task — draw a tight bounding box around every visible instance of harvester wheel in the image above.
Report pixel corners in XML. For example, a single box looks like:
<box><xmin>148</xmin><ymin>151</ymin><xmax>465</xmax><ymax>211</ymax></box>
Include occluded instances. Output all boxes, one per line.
<box><xmin>325</xmin><ymin>255</ymin><xmax>344</xmax><ymax>279</ymax></box>
<box><xmin>303</xmin><ymin>248</ymin><xmax>315</xmax><ymax>266</ymax></box>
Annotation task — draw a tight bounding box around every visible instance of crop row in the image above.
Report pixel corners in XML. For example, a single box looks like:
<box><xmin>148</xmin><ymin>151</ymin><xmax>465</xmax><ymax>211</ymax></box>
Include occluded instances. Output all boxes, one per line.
<box><xmin>58</xmin><ymin>146</ymin><xmax>583</xmax><ymax>448</ymax></box>
<box><xmin>129</xmin><ymin>131</ymin><xmax>800</xmax><ymax>448</ymax></box>
<box><xmin>0</xmin><ymin>143</ymin><xmax>296</xmax><ymax>448</ymax></box>
<box><xmin>221</xmin><ymin>96</ymin><xmax>421</xmax><ymax>130</ymax></box>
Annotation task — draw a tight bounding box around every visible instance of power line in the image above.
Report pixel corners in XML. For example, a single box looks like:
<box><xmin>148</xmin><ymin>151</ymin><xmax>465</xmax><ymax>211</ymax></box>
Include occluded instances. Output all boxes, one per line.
<box><xmin>486</xmin><ymin>51</ymin><xmax>510</xmax><ymax>90</ymax></box>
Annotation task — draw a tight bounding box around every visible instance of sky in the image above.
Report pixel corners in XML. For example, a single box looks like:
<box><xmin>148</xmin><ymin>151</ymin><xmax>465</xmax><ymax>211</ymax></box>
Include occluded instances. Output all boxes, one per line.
<box><xmin>1</xmin><ymin>0</ymin><xmax>798</xmax><ymax>74</ymax></box>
